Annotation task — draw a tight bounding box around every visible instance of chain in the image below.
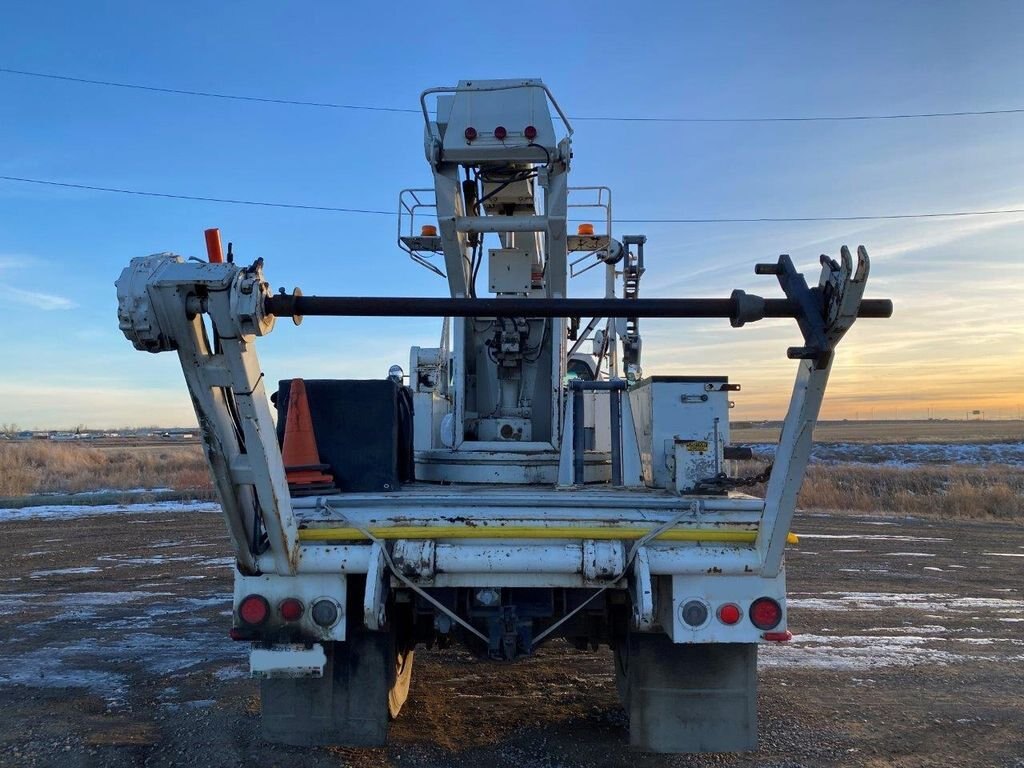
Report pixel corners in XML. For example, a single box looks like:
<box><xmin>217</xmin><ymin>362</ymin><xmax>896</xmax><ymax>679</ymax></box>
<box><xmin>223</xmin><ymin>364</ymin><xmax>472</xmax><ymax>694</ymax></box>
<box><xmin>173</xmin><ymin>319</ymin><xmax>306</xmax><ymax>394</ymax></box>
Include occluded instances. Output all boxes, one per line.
<box><xmin>692</xmin><ymin>462</ymin><xmax>773</xmax><ymax>494</ymax></box>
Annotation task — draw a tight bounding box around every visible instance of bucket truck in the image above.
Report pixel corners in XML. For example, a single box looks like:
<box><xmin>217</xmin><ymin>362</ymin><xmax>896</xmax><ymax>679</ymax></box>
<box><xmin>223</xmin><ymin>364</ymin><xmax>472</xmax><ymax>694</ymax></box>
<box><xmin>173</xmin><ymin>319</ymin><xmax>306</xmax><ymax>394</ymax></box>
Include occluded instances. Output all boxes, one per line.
<box><xmin>115</xmin><ymin>78</ymin><xmax>892</xmax><ymax>752</ymax></box>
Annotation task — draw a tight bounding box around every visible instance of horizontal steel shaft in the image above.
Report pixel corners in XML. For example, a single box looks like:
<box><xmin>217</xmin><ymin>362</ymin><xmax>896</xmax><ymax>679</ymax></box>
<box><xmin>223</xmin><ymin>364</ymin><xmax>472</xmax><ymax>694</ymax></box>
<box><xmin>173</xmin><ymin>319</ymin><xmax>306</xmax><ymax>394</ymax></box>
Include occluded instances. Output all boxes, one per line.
<box><xmin>264</xmin><ymin>293</ymin><xmax>893</xmax><ymax>320</ymax></box>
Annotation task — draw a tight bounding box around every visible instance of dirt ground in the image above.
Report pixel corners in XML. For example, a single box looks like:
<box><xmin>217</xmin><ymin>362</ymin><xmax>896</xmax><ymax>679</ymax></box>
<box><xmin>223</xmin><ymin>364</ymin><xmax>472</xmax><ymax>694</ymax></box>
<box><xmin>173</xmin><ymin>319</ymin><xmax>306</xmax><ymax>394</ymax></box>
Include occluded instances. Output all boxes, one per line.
<box><xmin>0</xmin><ymin>509</ymin><xmax>1022</xmax><ymax>768</ymax></box>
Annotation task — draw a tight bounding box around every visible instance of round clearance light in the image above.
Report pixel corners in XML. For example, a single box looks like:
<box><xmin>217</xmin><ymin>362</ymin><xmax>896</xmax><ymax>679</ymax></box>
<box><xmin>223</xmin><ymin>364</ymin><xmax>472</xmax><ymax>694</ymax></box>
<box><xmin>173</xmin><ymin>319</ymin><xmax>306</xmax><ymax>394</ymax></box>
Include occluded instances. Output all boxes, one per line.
<box><xmin>311</xmin><ymin>599</ymin><xmax>339</xmax><ymax>628</ymax></box>
<box><xmin>279</xmin><ymin>598</ymin><xmax>304</xmax><ymax>622</ymax></box>
<box><xmin>749</xmin><ymin>597</ymin><xmax>783</xmax><ymax>630</ymax></box>
<box><xmin>681</xmin><ymin>599</ymin><xmax>709</xmax><ymax>628</ymax></box>
<box><xmin>493</xmin><ymin>125</ymin><xmax>508</xmax><ymax>140</ymax></box>
<box><xmin>577</xmin><ymin>223</ymin><xmax>595</xmax><ymax>236</ymax></box>
<box><xmin>239</xmin><ymin>594</ymin><xmax>269</xmax><ymax>626</ymax></box>
<box><xmin>717</xmin><ymin>603</ymin><xmax>742</xmax><ymax>625</ymax></box>
<box><xmin>420</xmin><ymin>224</ymin><xmax>438</xmax><ymax>237</ymax></box>
<box><xmin>524</xmin><ymin>125</ymin><xmax>538</xmax><ymax>140</ymax></box>
<box><xmin>464</xmin><ymin>126</ymin><xmax>478</xmax><ymax>141</ymax></box>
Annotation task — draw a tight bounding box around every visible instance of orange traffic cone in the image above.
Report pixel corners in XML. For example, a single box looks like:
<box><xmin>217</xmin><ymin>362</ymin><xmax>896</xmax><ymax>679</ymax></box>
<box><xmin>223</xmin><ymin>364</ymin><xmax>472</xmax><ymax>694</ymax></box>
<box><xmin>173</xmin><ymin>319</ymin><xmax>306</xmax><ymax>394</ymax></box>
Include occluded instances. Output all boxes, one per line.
<box><xmin>281</xmin><ymin>379</ymin><xmax>339</xmax><ymax>496</ymax></box>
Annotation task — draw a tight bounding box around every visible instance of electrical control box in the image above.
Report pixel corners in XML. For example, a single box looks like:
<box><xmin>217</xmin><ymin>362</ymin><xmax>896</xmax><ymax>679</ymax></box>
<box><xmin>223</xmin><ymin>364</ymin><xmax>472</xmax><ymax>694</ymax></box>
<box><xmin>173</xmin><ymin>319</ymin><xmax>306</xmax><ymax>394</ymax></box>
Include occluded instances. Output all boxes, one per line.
<box><xmin>628</xmin><ymin>376</ymin><xmax>733</xmax><ymax>492</ymax></box>
<box><xmin>488</xmin><ymin>248</ymin><xmax>533</xmax><ymax>294</ymax></box>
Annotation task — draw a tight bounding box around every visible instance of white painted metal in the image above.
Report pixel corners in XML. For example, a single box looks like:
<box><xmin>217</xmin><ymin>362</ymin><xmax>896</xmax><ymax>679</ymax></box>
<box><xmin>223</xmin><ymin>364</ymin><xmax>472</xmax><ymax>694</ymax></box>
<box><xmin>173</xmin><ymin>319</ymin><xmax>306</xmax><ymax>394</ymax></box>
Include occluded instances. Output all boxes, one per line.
<box><xmin>234</xmin><ymin>572</ymin><xmax>348</xmax><ymax>642</ymax></box>
<box><xmin>292</xmin><ymin>484</ymin><xmax>765</xmax><ymax>519</ymax></box>
<box><xmin>662</xmin><ymin>573</ymin><xmax>787</xmax><ymax>644</ymax></box>
<box><xmin>420</xmin><ymin>79</ymin><xmax>571</xmax><ymax>475</ymax></box>
<box><xmin>631</xmin><ymin>547</ymin><xmax>656</xmax><ymax>630</ymax></box>
<box><xmin>644</xmin><ymin>545</ymin><xmax>761</xmax><ymax>575</ymax></box>
<box><xmin>363</xmin><ymin>542</ymin><xmax>387</xmax><ymax>630</ymax></box>
<box><xmin>619</xmin><ymin>395</ymin><xmax>645</xmax><ymax>487</ymax></box>
<box><xmin>457</xmin><ymin>215</ymin><xmax>550</xmax><ymax>233</ymax></box>
<box><xmin>629</xmin><ymin>378</ymin><xmax>732</xmax><ymax>491</ymax></box>
<box><xmin>756</xmin><ymin>248</ymin><xmax>871</xmax><ymax>577</ymax></box>
<box><xmin>265</xmin><ymin>540</ymin><xmax>761</xmax><ymax>579</ymax></box>
<box><xmin>116</xmin><ymin>255</ymin><xmax>297</xmax><ymax>575</ymax></box>
<box><xmin>488</xmin><ymin>248</ymin><xmax>534</xmax><ymax>293</ymax></box>
<box><xmin>556</xmin><ymin>394</ymin><xmax>577</xmax><ymax>486</ymax></box>
<box><xmin>256</xmin><ymin>545</ymin><xmax>370</xmax><ymax>575</ymax></box>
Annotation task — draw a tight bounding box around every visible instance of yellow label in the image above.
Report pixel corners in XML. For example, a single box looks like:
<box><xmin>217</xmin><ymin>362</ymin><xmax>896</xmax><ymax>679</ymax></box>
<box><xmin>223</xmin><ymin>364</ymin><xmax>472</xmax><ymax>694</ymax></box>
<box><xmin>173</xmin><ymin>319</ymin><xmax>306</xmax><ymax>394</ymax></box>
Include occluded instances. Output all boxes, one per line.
<box><xmin>684</xmin><ymin>440</ymin><xmax>709</xmax><ymax>452</ymax></box>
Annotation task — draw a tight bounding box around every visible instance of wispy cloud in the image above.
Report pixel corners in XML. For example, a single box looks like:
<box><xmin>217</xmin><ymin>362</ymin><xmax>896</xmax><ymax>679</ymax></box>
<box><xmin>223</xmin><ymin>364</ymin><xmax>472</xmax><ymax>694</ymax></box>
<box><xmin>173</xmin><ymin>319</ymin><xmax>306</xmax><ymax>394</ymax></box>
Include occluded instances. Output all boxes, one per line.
<box><xmin>867</xmin><ymin>207</ymin><xmax>1024</xmax><ymax>262</ymax></box>
<box><xmin>0</xmin><ymin>254</ymin><xmax>33</xmax><ymax>273</ymax></box>
<box><xmin>0</xmin><ymin>255</ymin><xmax>76</xmax><ymax>309</ymax></box>
<box><xmin>9</xmin><ymin>286</ymin><xmax>76</xmax><ymax>310</ymax></box>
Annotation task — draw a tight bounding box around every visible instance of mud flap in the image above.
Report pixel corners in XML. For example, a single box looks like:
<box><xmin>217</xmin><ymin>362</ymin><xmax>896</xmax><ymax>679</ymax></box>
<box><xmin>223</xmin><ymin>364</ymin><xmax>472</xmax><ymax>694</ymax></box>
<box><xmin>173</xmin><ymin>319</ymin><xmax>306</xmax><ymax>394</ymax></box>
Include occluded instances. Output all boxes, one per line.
<box><xmin>260</xmin><ymin>631</ymin><xmax>392</xmax><ymax>746</ymax></box>
<box><xmin>622</xmin><ymin>634</ymin><xmax>757</xmax><ymax>753</ymax></box>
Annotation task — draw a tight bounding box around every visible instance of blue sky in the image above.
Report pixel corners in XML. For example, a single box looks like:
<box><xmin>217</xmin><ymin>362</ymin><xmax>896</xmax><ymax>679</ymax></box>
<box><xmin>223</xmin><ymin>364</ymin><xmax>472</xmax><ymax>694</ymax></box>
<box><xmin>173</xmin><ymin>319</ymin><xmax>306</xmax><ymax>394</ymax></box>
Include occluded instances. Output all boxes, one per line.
<box><xmin>1</xmin><ymin>1</ymin><xmax>1022</xmax><ymax>428</ymax></box>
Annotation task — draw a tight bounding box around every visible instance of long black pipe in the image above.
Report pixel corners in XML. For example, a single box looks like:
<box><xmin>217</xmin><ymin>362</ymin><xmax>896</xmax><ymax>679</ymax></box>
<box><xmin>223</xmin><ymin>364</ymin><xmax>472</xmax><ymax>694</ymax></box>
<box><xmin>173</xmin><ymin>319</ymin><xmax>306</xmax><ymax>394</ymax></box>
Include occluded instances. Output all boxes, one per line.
<box><xmin>265</xmin><ymin>293</ymin><xmax>893</xmax><ymax>321</ymax></box>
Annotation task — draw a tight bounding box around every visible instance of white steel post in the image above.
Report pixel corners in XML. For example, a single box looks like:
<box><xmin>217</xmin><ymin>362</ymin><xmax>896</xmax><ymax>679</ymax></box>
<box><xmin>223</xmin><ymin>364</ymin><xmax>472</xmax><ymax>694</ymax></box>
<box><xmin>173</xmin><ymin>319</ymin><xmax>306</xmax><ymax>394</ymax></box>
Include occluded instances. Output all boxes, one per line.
<box><xmin>756</xmin><ymin>358</ymin><xmax>831</xmax><ymax>576</ymax></box>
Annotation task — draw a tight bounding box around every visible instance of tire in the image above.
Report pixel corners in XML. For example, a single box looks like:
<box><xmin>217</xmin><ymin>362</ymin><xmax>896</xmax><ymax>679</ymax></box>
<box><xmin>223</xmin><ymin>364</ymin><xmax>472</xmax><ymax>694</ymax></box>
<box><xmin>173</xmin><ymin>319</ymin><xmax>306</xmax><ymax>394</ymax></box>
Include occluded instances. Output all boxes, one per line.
<box><xmin>388</xmin><ymin>645</ymin><xmax>414</xmax><ymax>719</ymax></box>
<box><xmin>387</xmin><ymin>599</ymin><xmax>416</xmax><ymax>720</ymax></box>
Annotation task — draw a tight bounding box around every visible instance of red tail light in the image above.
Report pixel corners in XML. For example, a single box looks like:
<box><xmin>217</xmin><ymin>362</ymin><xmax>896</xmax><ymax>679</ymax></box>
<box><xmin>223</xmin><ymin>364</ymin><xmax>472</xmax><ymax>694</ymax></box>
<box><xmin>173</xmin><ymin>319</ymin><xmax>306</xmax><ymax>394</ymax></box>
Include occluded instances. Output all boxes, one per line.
<box><xmin>524</xmin><ymin>125</ymin><xmax>538</xmax><ymax>140</ymax></box>
<box><xmin>239</xmin><ymin>594</ymin><xmax>269</xmax><ymax>626</ymax></box>
<box><xmin>749</xmin><ymin>597</ymin><xmax>782</xmax><ymax>630</ymax></box>
<box><xmin>464</xmin><ymin>126</ymin><xmax>478</xmax><ymax>141</ymax></box>
<box><xmin>494</xmin><ymin>125</ymin><xmax>507</xmax><ymax>140</ymax></box>
<box><xmin>279</xmin><ymin>598</ymin><xmax>304</xmax><ymax>622</ymax></box>
<box><xmin>717</xmin><ymin>603</ymin><xmax>742</xmax><ymax>625</ymax></box>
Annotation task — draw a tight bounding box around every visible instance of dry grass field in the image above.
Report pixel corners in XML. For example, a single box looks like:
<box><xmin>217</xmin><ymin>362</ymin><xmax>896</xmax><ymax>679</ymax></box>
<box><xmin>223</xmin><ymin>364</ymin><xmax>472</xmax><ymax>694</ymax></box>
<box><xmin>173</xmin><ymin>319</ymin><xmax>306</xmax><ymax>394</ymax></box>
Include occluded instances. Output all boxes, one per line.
<box><xmin>2</xmin><ymin>420</ymin><xmax>1021</xmax><ymax>520</ymax></box>
<box><xmin>783</xmin><ymin>464</ymin><xmax>1020</xmax><ymax>520</ymax></box>
<box><xmin>0</xmin><ymin>441</ymin><xmax>207</xmax><ymax>498</ymax></box>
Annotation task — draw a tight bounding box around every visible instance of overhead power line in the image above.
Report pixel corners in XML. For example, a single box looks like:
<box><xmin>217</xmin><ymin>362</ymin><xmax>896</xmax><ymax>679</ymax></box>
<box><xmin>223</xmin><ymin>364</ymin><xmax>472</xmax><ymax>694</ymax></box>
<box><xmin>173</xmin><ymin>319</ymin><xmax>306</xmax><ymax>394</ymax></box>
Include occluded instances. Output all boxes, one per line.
<box><xmin>3</xmin><ymin>66</ymin><xmax>1023</xmax><ymax>123</ymax></box>
<box><xmin>615</xmin><ymin>209</ymin><xmax>1024</xmax><ymax>223</ymax></box>
<box><xmin>0</xmin><ymin>175</ymin><xmax>392</xmax><ymax>214</ymax></box>
<box><xmin>0</xmin><ymin>67</ymin><xmax>417</xmax><ymax>114</ymax></box>
<box><xmin>4</xmin><ymin>174</ymin><xmax>1024</xmax><ymax>224</ymax></box>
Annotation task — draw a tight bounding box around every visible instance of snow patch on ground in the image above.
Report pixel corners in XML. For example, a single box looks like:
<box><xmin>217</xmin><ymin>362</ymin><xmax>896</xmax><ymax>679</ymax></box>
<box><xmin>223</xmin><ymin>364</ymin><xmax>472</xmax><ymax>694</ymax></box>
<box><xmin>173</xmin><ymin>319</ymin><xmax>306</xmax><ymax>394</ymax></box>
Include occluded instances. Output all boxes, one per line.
<box><xmin>30</xmin><ymin>567</ymin><xmax>102</xmax><ymax>578</ymax></box>
<box><xmin>884</xmin><ymin>552</ymin><xmax>936</xmax><ymax>557</ymax></box>
<box><xmin>0</xmin><ymin>501</ymin><xmax>220</xmax><ymax>522</ymax></box>
<box><xmin>750</xmin><ymin>441</ymin><xmax>1024</xmax><ymax>466</ymax></box>
<box><xmin>0</xmin><ymin>631</ymin><xmax>239</xmax><ymax>706</ymax></box>
<box><xmin>0</xmin><ymin>591</ymin><xmax>239</xmax><ymax>704</ymax></box>
<box><xmin>789</xmin><ymin>591</ymin><xmax>1024</xmax><ymax>614</ymax></box>
<box><xmin>866</xmin><ymin>625</ymin><xmax>947</xmax><ymax>634</ymax></box>
<box><xmin>97</xmin><ymin>554</ymin><xmax>203</xmax><ymax>567</ymax></box>
<box><xmin>797</xmin><ymin>534</ymin><xmax>951</xmax><ymax>542</ymax></box>
<box><xmin>761</xmin><ymin>637</ymin><xmax>966</xmax><ymax>670</ymax></box>
<box><xmin>29</xmin><ymin>488</ymin><xmax>173</xmax><ymax>498</ymax></box>
<box><xmin>0</xmin><ymin>593</ymin><xmax>45</xmax><ymax>615</ymax></box>
<box><xmin>61</xmin><ymin>591</ymin><xmax>177</xmax><ymax>606</ymax></box>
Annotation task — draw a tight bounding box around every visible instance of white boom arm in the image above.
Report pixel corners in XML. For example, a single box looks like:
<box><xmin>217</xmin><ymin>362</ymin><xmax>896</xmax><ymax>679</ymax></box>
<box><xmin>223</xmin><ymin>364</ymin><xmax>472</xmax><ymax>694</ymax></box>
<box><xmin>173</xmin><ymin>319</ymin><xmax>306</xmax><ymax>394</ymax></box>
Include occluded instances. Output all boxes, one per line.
<box><xmin>116</xmin><ymin>254</ymin><xmax>297</xmax><ymax>575</ymax></box>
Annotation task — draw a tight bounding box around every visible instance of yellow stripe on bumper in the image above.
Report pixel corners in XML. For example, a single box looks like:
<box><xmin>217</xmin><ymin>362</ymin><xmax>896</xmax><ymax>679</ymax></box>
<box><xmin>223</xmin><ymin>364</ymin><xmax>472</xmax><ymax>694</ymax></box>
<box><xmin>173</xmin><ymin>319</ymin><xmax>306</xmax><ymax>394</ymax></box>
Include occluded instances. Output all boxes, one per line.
<box><xmin>298</xmin><ymin>525</ymin><xmax>799</xmax><ymax>546</ymax></box>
